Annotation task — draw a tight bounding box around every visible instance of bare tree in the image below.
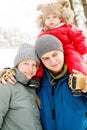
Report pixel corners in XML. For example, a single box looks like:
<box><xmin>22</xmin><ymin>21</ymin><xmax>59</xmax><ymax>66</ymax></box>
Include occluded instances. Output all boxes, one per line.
<box><xmin>69</xmin><ymin>0</ymin><xmax>87</xmax><ymax>35</ymax></box>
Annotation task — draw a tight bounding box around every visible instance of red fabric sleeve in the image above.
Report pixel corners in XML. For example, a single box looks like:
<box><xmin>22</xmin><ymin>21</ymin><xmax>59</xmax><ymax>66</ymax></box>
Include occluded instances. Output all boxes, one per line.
<box><xmin>35</xmin><ymin>63</ymin><xmax>44</xmax><ymax>78</ymax></box>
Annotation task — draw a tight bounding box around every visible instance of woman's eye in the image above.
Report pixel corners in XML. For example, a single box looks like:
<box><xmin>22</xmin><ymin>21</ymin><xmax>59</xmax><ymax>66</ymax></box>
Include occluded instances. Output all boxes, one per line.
<box><xmin>23</xmin><ymin>62</ymin><xmax>27</xmax><ymax>65</ymax></box>
<box><xmin>25</xmin><ymin>63</ymin><xmax>28</xmax><ymax>65</ymax></box>
<box><xmin>32</xmin><ymin>63</ymin><xmax>37</xmax><ymax>67</ymax></box>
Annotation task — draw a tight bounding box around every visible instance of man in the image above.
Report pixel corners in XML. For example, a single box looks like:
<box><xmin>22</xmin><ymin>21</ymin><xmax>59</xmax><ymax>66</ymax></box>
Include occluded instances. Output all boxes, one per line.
<box><xmin>35</xmin><ymin>34</ymin><xmax>87</xmax><ymax>130</ymax></box>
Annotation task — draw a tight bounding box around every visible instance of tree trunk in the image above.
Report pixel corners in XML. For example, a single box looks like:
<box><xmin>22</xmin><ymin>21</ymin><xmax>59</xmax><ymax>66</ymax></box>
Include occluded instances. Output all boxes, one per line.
<box><xmin>70</xmin><ymin>0</ymin><xmax>87</xmax><ymax>35</ymax></box>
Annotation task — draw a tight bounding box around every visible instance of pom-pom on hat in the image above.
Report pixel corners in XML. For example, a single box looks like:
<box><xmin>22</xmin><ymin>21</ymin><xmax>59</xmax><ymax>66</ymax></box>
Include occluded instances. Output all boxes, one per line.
<box><xmin>35</xmin><ymin>34</ymin><xmax>63</xmax><ymax>58</ymax></box>
<box><xmin>14</xmin><ymin>43</ymin><xmax>40</xmax><ymax>67</ymax></box>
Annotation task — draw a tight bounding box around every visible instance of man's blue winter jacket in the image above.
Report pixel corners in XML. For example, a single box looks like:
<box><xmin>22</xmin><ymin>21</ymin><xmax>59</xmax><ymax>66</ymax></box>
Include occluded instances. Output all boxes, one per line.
<box><xmin>38</xmin><ymin>68</ymin><xmax>87</xmax><ymax>130</ymax></box>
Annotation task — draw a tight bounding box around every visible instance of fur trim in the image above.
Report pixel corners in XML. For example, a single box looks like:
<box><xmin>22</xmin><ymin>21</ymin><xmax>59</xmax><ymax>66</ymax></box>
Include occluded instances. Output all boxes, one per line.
<box><xmin>62</xmin><ymin>7</ymin><xmax>74</xmax><ymax>24</ymax></box>
<box><xmin>36</xmin><ymin>15</ymin><xmax>45</xmax><ymax>30</ymax></box>
<box><xmin>36</xmin><ymin>0</ymin><xmax>74</xmax><ymax>30</ymax></box>
<box><xmin>59</xmin><ymin>0</ymin><xmax>74</xmax><ymax>24</ymax></box>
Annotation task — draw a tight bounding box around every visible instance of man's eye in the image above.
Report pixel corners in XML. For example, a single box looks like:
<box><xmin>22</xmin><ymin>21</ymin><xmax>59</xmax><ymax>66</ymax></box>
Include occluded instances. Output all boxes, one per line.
<box><xmin>44</xmin><ymin>58</ymin><xmax>49</xmax><ymax>61</ymax></box>
<box><xmin>53</xmin><ymin>53</ymin><xmax>58</xmax><ymax>57</ymax></box>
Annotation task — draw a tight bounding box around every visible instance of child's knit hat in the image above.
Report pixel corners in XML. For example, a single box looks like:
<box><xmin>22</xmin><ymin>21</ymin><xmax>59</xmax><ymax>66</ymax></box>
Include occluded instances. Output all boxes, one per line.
<box><xmin>36</xmin><ymin>0</ymin><xmax>74</xmax><ymax>30</ymax></box>
<box><xmin>14</xmin><ymin>43</ymin><xmax>40</xmax><ymax>67</ymax></box>
<box><xmin>35</xmin><ymin>34</ymin><xmax>63</xmax><ymax>58</ymax></box>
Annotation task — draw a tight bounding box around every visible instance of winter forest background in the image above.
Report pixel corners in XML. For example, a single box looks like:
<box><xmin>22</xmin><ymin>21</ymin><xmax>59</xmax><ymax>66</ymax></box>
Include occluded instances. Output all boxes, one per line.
<box><xmin>0</xmin><ymin>0</ymin><xmax>87</xmax><ymax>69</ymax></box>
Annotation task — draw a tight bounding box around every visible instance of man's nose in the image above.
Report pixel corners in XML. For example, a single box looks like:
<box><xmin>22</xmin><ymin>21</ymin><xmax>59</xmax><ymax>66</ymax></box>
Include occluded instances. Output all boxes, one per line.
<box><xmin>50</xmin><ymin>57</ymin><xmax>56</xmax><ymax>64</ymax></box>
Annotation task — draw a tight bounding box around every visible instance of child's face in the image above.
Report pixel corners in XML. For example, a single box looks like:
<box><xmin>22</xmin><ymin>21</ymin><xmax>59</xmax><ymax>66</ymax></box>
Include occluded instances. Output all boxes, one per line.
<box><xmin>45</xmin><ymin>14</ymin><xmax>61</xmax><ymax>29</ymax></box>
<box><xmin>18</xmin><ymin>59</ymin><xmax>39</xmax><ymax>79</ymax></box>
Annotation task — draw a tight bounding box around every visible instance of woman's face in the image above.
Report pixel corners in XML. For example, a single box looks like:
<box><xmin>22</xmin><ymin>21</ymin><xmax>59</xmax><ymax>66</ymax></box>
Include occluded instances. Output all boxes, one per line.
<box><xmin>18</xmin><ymin>59</ymin><xmax>39</xmax><ymax>79</ymax></box>
<box><xmin>41</xmin><ymin>50</ymin><xmax>64</xmax><ymax>73</ymax></box>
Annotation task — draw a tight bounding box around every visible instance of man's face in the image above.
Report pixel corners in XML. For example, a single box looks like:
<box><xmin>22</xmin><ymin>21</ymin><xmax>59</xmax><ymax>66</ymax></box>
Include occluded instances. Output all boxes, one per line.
<box><xmin>41</xmin><ymin>50</ymin><xmax>64</xmax><ymax>73</ymax></box>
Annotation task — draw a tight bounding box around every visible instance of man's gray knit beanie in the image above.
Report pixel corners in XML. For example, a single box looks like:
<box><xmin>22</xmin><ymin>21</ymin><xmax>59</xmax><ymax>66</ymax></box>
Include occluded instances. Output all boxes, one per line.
<box><xmin>14</xmin><ymin>43</ymin><xmax>40</xmax><ymax>67</ymax></box>
<box><xmin>35</xmin><ymin>34</ymin><xmax>63</xmax><ymax>58</ymax></box>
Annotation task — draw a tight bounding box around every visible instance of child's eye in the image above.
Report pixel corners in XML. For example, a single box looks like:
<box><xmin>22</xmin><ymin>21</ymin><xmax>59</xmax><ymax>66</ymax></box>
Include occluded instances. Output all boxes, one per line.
<box><xmin>53</xmin><ymin>16</ymin><xmax>57</xmax><ymax>18</ymax></box>
<box><xmin>46</xmin><ymin>17</ymin><xmax>50</xmax><ymax>19</ymax></box>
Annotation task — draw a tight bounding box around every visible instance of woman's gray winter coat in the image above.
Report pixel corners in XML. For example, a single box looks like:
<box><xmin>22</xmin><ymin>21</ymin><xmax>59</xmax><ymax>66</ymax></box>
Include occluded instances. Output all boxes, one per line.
<box><xmin>0</xmin><ymin>68</ymin><xmax>42</xmax><ymax>130</ymax></box>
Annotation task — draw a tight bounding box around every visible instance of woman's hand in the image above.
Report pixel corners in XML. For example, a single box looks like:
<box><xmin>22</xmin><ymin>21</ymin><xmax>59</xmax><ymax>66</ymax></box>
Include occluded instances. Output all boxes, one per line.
<box><xmin>0</xmin><ymin>68</ymin><xmax>16</xmax><ymax>84</ymax></box>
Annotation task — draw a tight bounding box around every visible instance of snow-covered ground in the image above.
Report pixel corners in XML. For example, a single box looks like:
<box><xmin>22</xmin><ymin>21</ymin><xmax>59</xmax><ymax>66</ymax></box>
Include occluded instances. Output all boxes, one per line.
<box><xmin>0</xmin><ymin>48</ymin><xmax>17</xmax><ymax>69</ymax></box>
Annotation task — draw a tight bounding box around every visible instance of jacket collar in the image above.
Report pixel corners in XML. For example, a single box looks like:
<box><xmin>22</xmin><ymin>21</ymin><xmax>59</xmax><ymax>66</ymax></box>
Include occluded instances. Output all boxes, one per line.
<box><xmin>49</xmin><ymin>64</ymin><xmax>68</xmax><ymax>80</ymax></box>
<box><xmin>47</xmin><ymin>64</ymin><xmax>68</xmax><ymax>85</ymax></box>
<box><xmin>14</xmin><ymin>67</ymin><xmax>29</xmax><ymax>85</ymax></box>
